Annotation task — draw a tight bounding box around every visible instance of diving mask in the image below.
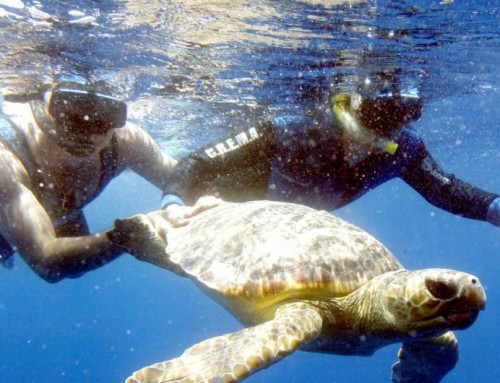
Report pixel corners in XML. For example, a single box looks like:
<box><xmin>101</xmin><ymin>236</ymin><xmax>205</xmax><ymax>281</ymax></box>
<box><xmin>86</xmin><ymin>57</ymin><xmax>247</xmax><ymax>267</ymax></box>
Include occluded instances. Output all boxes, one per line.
<box><xmin>332</xmin><ymin>94</ymin><xmax>399</xmax><ymax>155</ymax></box>
<box><xmin>43</xmin><ymin>82</ymin><xmax>127</xmax><ymax>135</ymax></box>
<box><xmin>16</xmin><ymin>81</ymin><xmax>127</xmax><ymax>141</ymax></box>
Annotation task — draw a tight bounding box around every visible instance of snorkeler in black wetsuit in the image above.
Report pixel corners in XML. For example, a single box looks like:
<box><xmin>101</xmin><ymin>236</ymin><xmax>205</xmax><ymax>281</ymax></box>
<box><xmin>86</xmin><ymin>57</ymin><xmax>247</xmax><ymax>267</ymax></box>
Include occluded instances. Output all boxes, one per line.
<box><xmin>162</xmin><ymin>74</ymin><xmax>500</xmax><ymax>227</ymax></box>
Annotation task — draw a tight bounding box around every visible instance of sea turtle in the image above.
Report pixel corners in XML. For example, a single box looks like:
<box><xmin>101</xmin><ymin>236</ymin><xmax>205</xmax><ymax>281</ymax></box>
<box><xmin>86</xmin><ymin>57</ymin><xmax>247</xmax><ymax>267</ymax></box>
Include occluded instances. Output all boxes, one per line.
<box><xmin>110</xmin><ymin>200</ymin><xmax>486</xmax><ymax>383</ymax></box>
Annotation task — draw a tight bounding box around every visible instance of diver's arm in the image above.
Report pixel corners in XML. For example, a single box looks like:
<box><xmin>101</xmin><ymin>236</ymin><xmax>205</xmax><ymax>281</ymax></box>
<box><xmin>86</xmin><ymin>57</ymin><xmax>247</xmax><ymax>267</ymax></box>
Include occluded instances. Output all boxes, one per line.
<box><xmin>116</xmin><ymin>122</ymin><xmax>178</xmax><ymax>191</ymax></box>
<box><xmin>0</xmin><ymin>163</ymin><xmax>122</xmax><ymax>282</ymax></box>
<box><xmin>401</xmin><ymin>144</ymin><xmax>499</xmax><ymax>222</ymax></box>
<box><xmin>164</xmin><ymin>120</ymin><xmax>278</xmax><ymax>205</ymax></box>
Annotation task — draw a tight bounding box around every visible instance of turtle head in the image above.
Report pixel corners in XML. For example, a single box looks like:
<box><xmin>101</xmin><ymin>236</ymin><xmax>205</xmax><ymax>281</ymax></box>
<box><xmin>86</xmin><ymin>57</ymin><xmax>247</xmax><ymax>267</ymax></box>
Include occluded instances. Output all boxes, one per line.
<box><xmin>382</xmin><ymin>269</ymin><xmax>486</xmax><ymax>339</ymax></box>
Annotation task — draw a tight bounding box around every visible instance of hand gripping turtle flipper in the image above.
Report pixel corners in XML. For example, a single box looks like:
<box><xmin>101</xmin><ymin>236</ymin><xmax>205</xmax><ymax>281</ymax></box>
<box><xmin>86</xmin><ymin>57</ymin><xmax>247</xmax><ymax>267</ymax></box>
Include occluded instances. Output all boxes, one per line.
<box><xmin>392</xmin><ymin>331</ymin><xmax>458</xmax><ymax>383</ymax></box>
<box><xmin>126</xmin><ymin>302</ymin><xmax>323</xmax><ymax>383</ymax></box>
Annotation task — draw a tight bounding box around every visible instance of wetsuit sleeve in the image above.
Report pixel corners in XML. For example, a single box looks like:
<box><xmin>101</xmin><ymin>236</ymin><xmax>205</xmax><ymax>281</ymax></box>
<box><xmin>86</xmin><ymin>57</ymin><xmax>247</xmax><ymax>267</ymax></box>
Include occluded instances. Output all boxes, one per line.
<box><xmin>164</xmin><ymin>120</ymin><xmax>278</xmax><ymax>204</ymax></box>
<box><xmin>401</xmin><ymin>143</ymin><xmax>499</xmax><ymax>221</ymax></box>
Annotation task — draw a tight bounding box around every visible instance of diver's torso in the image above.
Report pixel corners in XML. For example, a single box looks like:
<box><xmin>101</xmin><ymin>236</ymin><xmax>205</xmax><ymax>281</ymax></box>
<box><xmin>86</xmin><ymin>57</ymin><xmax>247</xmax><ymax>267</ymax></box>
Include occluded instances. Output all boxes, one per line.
<box><xmin>31</xmin><ymin>149</ymin><xmax>110</xmax><ymax>222</ymax></box>
<box><xmin>268</xmin><ymin>115</ymin><xmax>421</xmax><ymax>210</ymax></box>
<box><xmin>1</xmin><ymin>103</ymin><xmax>118</xmax><ymax>225</ymax></box>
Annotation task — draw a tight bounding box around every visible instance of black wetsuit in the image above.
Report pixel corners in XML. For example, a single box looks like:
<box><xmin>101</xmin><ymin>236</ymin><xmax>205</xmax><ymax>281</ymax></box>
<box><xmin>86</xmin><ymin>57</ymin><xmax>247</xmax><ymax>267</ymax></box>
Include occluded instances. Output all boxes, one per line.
<box><xmin>0</xmin><ymin>120</ymin><xmax>120</xmax><ymax>265</ymax></box>
<box><xmin>166</xmin><ymin>112</ymin><xmax>498</xmax><ymax>221</ymax></box>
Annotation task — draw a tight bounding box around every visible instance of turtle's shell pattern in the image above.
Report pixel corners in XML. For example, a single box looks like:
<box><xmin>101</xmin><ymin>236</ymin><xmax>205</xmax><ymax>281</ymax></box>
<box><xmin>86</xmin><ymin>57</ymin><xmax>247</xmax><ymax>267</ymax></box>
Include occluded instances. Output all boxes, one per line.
<box><xmin>166</xmin><ymin>201</ymin><xmax>403</xmax><ymax>303</ymax></box>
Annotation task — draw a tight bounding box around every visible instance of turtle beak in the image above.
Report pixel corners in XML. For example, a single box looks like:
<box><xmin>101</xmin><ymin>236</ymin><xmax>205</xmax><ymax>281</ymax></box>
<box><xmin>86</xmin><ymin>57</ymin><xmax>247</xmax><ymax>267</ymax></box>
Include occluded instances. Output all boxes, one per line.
<box><xmin>426</xmin><ymin>272</ymin><xmax>486</xmax><ymax>330</ymax></box>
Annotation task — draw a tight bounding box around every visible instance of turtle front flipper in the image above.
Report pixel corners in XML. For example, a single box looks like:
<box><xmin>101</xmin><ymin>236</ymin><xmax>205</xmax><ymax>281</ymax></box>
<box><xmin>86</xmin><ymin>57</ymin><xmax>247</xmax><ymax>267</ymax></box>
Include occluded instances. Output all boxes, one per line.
<box><xmin>126</xmin><ymin>302</ymin><xmax>323</xmax><ymax>383</ymax></box>
<box><xmin>392</xmin><ymin>331</ymin><xmax>458</xmax><ymax>383</ymax></box>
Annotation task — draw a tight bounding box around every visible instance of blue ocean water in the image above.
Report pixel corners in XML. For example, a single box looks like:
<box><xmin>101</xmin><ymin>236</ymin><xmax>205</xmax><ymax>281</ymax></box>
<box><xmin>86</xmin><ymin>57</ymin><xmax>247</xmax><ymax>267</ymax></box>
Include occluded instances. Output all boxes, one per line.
<box><xmin>0</xmin><ymin>1</ymin><xmax>498</xmax><ymax>382</ymax></box>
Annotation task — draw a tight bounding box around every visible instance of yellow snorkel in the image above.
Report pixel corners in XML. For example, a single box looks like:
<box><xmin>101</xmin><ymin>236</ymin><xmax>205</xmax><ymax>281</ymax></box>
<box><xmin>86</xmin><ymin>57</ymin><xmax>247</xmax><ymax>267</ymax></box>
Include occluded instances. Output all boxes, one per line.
<box><xmin>332</xmin><ymin>94</ymin><xmax>399</xmax><ymax>155</ymax></box>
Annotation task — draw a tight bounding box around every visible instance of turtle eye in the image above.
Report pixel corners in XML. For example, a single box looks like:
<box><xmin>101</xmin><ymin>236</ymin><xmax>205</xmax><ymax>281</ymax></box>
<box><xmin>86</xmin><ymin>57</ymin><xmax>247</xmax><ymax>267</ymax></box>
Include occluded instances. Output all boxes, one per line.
<box><xmin>425</xmin><ymin>278</ymin><xmax>458</xmax><ymax>300</ymax></box>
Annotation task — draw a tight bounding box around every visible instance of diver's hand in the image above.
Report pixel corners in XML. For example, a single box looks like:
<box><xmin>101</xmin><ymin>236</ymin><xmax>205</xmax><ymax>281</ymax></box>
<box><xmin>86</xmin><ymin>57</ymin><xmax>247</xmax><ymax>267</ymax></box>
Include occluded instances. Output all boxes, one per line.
<box><xmin>487</xmin><ymin>197</ymin><xmax>500</xmax><ymax>227</ymax></box>
<box><xmin>107</xmin><ymin>210</ymin><xmax>169</xmax><ymax>265</ymax></box>
<box><xmin>163</xmin><ymin>195</ymin><xmax>225</xmax><ymax>227</ymax></box>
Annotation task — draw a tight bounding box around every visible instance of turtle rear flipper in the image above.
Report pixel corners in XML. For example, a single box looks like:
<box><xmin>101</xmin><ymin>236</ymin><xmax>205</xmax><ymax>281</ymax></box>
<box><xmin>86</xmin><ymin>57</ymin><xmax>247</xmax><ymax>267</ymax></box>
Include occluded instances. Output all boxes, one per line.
<box><xmin>392</xmin><ymin>331</ymin><xmax>458</xmax><ymax>383</ymax></box>
<box><xmin>126</xmin><ymin>302</ymin><xmax>323</xmax><ymax>383</ymax></box>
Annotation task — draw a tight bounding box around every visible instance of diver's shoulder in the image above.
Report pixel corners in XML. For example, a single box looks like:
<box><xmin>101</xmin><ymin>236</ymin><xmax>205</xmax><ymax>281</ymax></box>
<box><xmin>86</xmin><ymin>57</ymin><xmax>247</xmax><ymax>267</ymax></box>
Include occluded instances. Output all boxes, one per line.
<box><xmin>113</xmin><ymin>121</ymin><xmax>150</xmax><ymax>141</ymax></box>
<box><xmin>112</xmin><ymin>121</ymin><xmax>162</xmax><ymax>161</ymax></box>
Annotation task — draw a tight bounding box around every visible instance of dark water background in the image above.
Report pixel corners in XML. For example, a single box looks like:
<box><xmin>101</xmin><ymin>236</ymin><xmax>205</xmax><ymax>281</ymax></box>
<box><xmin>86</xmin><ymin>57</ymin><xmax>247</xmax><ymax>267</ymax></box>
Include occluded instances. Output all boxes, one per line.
<box><xmin>0</xmin><ymin>0</ymin><xmax>498</xmax><ymax>382</ymax></box>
